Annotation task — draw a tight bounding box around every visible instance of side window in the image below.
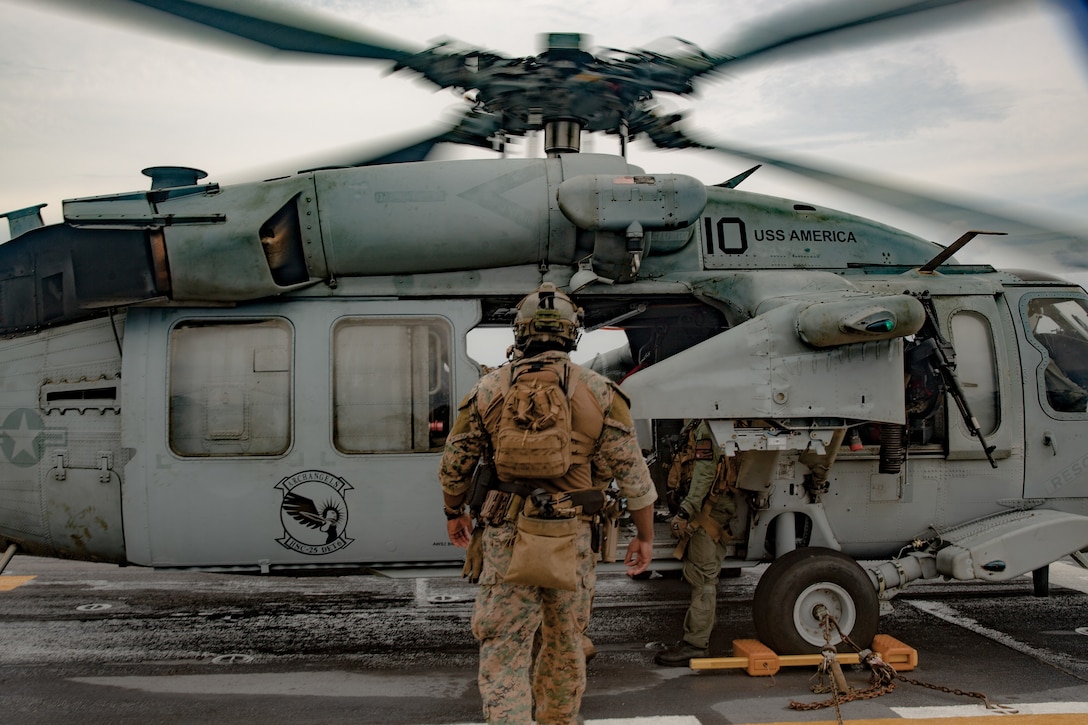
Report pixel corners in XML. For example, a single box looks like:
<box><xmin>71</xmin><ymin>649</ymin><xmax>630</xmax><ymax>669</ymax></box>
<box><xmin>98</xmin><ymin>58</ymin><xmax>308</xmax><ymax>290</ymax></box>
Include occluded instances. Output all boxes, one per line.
<box><xmin>949</xmin><ymin>310</ymin><xmax>1000</xmax><ymax>436</ymax></box>
<box><xmin>1025</xmin><ymin>297</ymin><xmax>1088</xmax><ymax>414</ymax></box>
<box><xmin>169</xmin><ymin>318</ymin><xmax>293</xmax><ymax>456</ymax></box>
<box><xmin>333</xmin><ymin>318</ymin><xmax>451</xmax><ymax>453</ymax></box>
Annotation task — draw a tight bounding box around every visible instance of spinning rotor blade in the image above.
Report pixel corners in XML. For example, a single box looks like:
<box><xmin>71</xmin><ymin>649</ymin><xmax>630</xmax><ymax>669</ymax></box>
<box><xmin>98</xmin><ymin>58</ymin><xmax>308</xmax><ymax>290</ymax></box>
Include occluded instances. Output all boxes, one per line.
<box><xmin>113</xmin><ymin>0</ymin><xmax>418</xmax><ymax>60</ymax></box>
<box><xmin>224</xmin><ymin>110</ymin><xmax>505</xmax><ymax>179</ymax></box>
<box><xmin>339</xmin><ymin>112</ymin><xmax>504</xmax><ymax>167</ymax></box>
<box><xmin>686</xmin><ymin>0</ymin><xmax>1021</xmax><ymax>74</ymax></box>
<box><xmin>627</xmin><ymin>109</ymin><xmax>709</xmax><ymax>151</ymax></box>
<box><xmin>36</xmin><ymin>0</ymin><xmax>1068</xmax><ymax>220</ymax></box>
<box><xmin>548</xmin><ymin>1</ymin><xmax>1027</xmax><ymax>147</ymax></box>
<box><xmin>52</xmin><ymin>0</ymin><xmax>506</xmax><ymax>123</ymax></box>
<box><xmin>698</xmin><ymin>136</ymin><xmax>1088</xmax><ymax>271</ymax></box>
<box><xmin>50</xmin><ymin>0</ymin><xmax>1032</xmax><ymax>161</ymax></box>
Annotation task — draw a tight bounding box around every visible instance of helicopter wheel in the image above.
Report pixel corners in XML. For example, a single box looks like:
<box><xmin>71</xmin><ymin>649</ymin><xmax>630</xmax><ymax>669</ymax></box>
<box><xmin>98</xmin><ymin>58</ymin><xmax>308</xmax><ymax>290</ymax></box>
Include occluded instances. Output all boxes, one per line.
<box><xmin>752</xmin><ymin>547</ymin><xmax>878</xmax><ymax>654</ymax></box>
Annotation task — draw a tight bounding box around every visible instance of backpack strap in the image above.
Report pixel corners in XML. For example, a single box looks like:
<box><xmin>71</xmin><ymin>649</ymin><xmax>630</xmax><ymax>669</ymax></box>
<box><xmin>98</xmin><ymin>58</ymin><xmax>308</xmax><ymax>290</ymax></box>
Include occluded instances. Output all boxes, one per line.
<box><xmin>554</xmin><ymin>362</ymin><xmax>594</xmax><ymax>465</ymax></box>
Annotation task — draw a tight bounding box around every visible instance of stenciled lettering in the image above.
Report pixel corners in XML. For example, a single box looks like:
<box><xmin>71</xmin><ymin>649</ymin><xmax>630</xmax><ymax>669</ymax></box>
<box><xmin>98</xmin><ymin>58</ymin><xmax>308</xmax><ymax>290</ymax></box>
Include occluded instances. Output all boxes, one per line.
<box><xmin>789</xmin><ymin>229</ymin><xmax>858</xmax><ymax>243</ymax></box>
<box><xmin>1044</xmin><ymin>451</ymin><xmax>1088</xmax><ymax>494</ymax></box>
<box><xmin>749</xmin><ymin>228</ymin><xmax>858</xmax><ymax>244</ymax></box>
<box><xmin>703</xmin><ymin>216</ymin><xmax>748</xmax><ymax>255</ymax></box>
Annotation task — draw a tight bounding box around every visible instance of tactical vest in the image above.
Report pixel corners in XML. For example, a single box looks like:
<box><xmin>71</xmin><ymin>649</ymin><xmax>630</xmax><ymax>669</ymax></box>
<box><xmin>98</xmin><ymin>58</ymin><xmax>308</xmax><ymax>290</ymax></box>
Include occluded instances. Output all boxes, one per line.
<box><xmin>481</xmin><ymin>358</ymin><xmax>607</xmax><ymax>494</ymax></box>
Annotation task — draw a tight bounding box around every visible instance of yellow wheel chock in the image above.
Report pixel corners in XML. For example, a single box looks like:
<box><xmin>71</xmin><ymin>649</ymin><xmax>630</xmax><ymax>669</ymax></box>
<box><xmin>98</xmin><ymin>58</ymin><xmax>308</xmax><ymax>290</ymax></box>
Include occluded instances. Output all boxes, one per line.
<box><xmin>689</xmin><ymin>634</ymin><xmax>917</xmax><ymax>675</ymax></box>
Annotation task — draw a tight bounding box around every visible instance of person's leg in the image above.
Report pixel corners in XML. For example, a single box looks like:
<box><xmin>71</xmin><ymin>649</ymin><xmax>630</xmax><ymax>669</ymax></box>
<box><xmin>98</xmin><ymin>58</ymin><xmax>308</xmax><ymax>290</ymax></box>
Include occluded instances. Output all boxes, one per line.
<box><xmin>532</xmin><ymin>526</ymin><xmax>595</xmax><ymax>725</ymax></box>
<box><xmin>680</xmin><ymin>528</ymin><xmax>722</xmax><ymax>648</ymax></box>
<box><xmin>472</xmin><ymin>525</ymin><xmax>541</xmax><ymax>724</ymax></box>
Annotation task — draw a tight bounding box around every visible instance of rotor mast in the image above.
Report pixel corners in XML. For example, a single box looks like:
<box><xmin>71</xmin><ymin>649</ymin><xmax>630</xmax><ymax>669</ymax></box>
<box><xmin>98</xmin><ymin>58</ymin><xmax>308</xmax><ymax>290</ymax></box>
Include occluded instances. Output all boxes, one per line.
<box><xmin>539</xmin><ymin>33</ymin><xmax>587</xmax><ymax>157</ymax></box>
<box><xmin>544</xmin><ymin>118</ymin><xmax>583</xmax><ymax>156</ymax></box>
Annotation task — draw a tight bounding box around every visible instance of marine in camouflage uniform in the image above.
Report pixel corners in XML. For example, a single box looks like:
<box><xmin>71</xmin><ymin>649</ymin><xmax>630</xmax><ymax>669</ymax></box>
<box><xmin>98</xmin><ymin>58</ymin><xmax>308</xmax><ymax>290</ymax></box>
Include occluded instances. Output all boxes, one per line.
<box><xmin>439</xmin><ymin>283</ymin><xmax>656</xmax><ymax>725</ymax></box>
<box><xmin>654</xmin><ymin>419</ymin><xmax>738</xmax><ymax>666</ymax></box>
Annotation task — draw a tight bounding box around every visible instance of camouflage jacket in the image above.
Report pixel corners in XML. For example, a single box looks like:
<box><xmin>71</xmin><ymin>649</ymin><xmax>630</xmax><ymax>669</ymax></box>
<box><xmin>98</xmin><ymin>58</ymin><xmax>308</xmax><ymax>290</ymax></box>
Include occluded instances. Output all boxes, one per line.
<box><xmin>439</xmin><ymin>350</ymin><xmax>656</xmax><ymax>512</ymax></box>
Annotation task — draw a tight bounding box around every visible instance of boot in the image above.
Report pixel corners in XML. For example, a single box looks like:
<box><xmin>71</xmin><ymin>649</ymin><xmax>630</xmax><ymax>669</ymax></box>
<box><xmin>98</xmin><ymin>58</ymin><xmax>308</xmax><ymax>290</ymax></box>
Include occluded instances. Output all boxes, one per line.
<box><xmin>653</xmin><ymin>641</ymin><xmax>708</xmax><ymax>667</ymax></box>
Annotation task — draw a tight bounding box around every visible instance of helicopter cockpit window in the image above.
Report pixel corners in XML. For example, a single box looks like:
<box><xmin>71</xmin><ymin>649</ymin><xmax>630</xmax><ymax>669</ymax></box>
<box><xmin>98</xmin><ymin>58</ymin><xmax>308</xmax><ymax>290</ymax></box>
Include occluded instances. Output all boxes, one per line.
<box><xmin>332</xmin><ymin>318</ymin><xmax>451</xmax><ymax>454</ymax></box>
<box><xmin>168</xmin><ymin>318</ymin><xmax>293</xmax><ymax>457</ymax></box>
<box><xmin>1026</xmin><ymin>297</ymin><xmax>1088</xmax><ymax>414</ymax></box>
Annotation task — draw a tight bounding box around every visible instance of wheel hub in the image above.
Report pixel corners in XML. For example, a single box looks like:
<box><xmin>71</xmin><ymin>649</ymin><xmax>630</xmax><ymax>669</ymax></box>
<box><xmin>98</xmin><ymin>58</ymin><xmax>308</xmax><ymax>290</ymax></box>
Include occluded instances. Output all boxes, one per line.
<box><xmin>792</xmin><ymin>581</ymin><xmax>857</xmax><ymax>648</ymax></box>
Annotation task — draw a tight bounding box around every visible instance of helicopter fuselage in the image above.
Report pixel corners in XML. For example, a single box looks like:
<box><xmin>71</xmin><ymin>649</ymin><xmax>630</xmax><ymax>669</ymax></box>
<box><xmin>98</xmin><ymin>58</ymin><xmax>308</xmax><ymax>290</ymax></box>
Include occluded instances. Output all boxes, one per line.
<box><xmin>2</xmin><ymin>154</ymin><xmax>1087</xmax><ymax>591</ymax></box>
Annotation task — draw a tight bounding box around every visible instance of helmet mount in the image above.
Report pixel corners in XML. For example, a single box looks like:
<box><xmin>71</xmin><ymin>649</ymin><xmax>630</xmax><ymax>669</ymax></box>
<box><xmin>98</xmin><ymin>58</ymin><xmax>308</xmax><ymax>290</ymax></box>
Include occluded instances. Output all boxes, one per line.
<box><xmin>512</xmin><ymin>283</ymin><xmax>583</xmax><ymax>351</ymax></box>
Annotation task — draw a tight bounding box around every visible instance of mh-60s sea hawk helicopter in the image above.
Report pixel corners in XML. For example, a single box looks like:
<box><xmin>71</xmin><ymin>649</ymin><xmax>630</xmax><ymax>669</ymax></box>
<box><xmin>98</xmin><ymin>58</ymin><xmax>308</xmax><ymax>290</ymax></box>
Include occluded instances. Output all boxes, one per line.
<box><xmin>3</xmin><ymin>0</ymin><xmax>1088</xmax><ymax>654</ymax></box>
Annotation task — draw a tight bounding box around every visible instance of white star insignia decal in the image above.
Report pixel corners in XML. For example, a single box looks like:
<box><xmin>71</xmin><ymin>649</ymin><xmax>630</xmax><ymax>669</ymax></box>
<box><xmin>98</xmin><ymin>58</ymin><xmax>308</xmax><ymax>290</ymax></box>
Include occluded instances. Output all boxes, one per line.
<box><xmin>2</xmin><ymin>410</ymin><xmax>42</xmax><ymax>463</ymax></box>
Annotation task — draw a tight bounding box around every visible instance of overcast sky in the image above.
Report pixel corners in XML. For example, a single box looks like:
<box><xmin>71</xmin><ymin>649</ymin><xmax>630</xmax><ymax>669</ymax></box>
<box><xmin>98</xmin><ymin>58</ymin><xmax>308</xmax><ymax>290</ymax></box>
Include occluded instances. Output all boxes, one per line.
<box><xmin>1</xmin><ymin>0</ymin><xmax>1086</xmax><ymax>280</ymax></box>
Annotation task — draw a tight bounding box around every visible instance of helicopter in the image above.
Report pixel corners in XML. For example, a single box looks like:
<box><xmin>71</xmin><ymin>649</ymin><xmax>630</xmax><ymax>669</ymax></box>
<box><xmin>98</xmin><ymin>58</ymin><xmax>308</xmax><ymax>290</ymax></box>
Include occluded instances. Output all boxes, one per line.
<box><xmin>3</xmin><ymin>0</ymin><xmax>1088</xmax><ymax>655</ymax></box>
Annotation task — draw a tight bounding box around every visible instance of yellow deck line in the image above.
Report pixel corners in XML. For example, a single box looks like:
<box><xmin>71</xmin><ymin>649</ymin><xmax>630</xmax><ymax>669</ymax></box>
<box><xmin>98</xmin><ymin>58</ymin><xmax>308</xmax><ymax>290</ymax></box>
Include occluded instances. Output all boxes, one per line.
<box><xmin>0</xmin><ymin>575</ymin><xmax>35</xmax><ymax>591</ymax></box>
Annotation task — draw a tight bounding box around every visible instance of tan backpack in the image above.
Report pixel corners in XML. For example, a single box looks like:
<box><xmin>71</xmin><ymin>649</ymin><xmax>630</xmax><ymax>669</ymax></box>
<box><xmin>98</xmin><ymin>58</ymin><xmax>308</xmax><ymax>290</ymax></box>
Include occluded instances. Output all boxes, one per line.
<box><xmin>493</xmin><ymin>360</ymin><xmax>578</xmax><ymax>481</ymax></box>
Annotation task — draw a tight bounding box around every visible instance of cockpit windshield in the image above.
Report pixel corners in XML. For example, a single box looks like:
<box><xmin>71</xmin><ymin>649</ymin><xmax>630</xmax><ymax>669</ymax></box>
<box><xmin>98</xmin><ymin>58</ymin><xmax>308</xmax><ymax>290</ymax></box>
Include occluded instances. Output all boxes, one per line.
<box><xmin>1027</xmin><ymin>297</ymin><xmax>1088</xmax><ymax>413</ymax></box>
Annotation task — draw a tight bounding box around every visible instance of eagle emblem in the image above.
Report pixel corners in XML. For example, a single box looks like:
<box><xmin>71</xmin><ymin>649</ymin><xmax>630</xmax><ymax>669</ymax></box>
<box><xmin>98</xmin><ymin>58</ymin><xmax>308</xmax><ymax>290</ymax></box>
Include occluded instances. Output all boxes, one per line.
<box><xmin>276</xmin><ymin>470</ymin><xmax>354</xmax><ymax>555</ymax></box>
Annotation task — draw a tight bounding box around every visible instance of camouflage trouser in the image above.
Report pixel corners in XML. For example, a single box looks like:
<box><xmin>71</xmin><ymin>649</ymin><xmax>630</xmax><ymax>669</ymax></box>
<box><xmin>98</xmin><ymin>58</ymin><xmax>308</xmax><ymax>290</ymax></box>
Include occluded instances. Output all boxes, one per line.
<box><xmin>471</xmin><ymin>519</ymin><xmax>596</xmax><ymax>725</ymax></box>
<box><xmin>680</xmin><ymin>525</ymin><xmax>730</xmax><ymax>649</ymax></box>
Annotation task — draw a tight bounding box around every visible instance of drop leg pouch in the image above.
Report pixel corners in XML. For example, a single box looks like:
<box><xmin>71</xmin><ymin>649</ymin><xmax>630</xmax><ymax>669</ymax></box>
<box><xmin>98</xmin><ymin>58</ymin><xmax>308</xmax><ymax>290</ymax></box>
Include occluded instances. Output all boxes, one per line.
<box><xmin>503</xmin><ymin>513</ymin><xmax>580</xmax><ymax>590</ymax></box>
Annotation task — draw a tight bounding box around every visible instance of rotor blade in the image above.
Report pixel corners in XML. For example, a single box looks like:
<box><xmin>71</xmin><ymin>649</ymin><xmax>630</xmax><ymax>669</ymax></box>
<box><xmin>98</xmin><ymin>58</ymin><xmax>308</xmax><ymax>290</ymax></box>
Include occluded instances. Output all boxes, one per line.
<box><xmin>319</xmin><ymin>136</ymin><xmax>443</xmax><ymax>169</ymax></box>
<box><xmin>219</xmin><ymin>110</ymin><xmax>504</xmax><ymax>180</ymax></box>
<box><xmin>79</xmin><ymin>0</ymin><xmax>420</xmax><ymax>61</ymax></box>
<box><xmin>1053</xmin><ymin>0</ymin><xmax>1088</xmax><ymax>72</ymax></box>
<box><xmin>627</xmin><ymin>109</ymin><xmax>709</xmax><ymax>150</ymax></box>
<box><xmin>681</xmin><ymin>0</ymin><xmax>1020</xmax><ymax>74</ymax></box>
<box><xmin>697</xmin><ymin>135</ymin><xmax>1088</xmax><ymax>271</ymax></box>
<box><xmin>338</xmin><ymin>112</ymin><xmax>504</xmax><ymax>167</ymax></box>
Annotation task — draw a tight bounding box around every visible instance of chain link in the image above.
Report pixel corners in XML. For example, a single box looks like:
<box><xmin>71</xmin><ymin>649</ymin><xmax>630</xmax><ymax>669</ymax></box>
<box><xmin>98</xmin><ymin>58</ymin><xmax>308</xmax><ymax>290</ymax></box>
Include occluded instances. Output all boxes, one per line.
<box><xmin>894</xmin><ymin>673</ymin><xmax>1019</xmax><ymax>713</ymax></box>
<box><xmin>788</xmin><ymin>608</ymin><xmax>1014</xmax><ymax>723</ymax></box>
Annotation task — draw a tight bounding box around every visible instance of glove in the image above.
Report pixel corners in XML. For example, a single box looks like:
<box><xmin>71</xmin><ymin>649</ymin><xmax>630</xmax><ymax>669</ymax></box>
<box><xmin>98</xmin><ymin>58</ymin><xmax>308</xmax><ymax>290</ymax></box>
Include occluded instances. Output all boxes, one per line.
<box><xmin>669</xmin><ymin>514</ymin><xmax>690</xmax><ymax>541</ymax></box>
<box><xmin>462</xmin><ymin>526</ymin><xmax>484</xmax><ymax>583</ymax></box>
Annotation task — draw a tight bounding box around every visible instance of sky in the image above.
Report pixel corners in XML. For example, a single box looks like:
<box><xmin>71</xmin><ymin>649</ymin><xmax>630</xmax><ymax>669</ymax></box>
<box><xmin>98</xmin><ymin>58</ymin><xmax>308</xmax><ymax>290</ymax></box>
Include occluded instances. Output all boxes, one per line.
<box><xmin>1</xmin><ymin>0</ymin><xmax>1086</xmax><ymax>281</ymax></box>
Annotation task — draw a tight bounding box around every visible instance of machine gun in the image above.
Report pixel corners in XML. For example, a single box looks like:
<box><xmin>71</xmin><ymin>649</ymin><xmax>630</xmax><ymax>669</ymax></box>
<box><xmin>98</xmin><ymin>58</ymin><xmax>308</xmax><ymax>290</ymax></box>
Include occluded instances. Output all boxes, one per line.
<box><xmin>909</xmin><ymin>292</ymin><xmax>998</xmax><ymax>468</ymax></box>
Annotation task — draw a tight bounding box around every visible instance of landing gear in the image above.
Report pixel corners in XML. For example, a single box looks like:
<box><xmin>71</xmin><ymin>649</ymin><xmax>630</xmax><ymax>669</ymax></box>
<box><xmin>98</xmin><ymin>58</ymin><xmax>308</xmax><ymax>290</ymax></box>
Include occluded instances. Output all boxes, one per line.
<box><xmin>1033</xmin><ymin>565</ymin><xmax>1049</xmax><ymax>597</ymax></box>
<box><xmin>753</xmin><ymin>547</ymin><xmax>879</xmax><ymax>654</ymax></box>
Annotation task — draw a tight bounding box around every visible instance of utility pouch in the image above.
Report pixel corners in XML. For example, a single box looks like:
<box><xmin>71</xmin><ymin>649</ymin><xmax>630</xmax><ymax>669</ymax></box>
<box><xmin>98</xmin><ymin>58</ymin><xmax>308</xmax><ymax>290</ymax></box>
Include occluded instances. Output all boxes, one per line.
<box><xmin>671</xmin><ymin>518</ymin><xmax>700</xmax><ymax>560</ymax></box>
<box><xmin>504</xmin><ymin>513</ymin><xmax>580</xmax><ymax>590</ymax></box>
<box><xmin>480</xmin><ymin>489</ymin><xmax>512</xmax><ymax>526</ymax></box>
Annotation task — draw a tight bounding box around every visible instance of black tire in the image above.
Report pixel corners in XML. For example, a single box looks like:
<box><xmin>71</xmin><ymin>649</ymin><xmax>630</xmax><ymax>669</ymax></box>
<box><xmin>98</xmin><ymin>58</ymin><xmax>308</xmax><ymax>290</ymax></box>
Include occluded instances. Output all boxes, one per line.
<box><xmin>753</xmin><ymin>546</ymin><xmax>879</xmax><ymax>654</ymax></box>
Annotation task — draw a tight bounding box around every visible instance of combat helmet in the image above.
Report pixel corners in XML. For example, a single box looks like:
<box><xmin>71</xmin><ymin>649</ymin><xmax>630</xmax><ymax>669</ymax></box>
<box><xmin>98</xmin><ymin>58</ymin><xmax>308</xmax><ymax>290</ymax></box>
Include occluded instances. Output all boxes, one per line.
<box><xmin>512</xmin><ymin>282</ymin><xmax>583</xmax><ymax>351</ymax></box>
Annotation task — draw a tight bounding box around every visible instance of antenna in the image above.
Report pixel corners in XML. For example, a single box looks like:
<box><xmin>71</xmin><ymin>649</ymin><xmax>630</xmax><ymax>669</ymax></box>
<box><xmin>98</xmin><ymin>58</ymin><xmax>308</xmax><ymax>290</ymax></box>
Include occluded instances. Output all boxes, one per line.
<box><xmin>918</xmin><ymin>230</ymin><xmax>1008</xmax><ymax>273</ymax></box>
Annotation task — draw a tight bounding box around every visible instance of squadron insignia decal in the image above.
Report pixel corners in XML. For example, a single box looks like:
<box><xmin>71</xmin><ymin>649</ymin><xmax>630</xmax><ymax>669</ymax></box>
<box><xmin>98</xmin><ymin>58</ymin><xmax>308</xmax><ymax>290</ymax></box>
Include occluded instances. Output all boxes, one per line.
<box><xmin>276</xmin><ymin>470</ymin><xmax>354</xmax><ymax>555</ymax></box>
